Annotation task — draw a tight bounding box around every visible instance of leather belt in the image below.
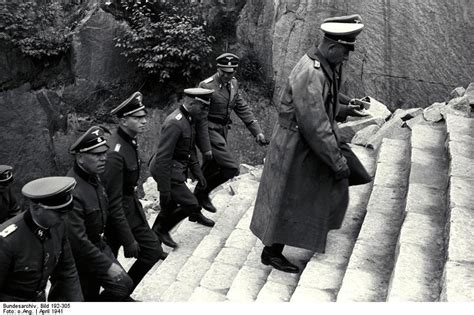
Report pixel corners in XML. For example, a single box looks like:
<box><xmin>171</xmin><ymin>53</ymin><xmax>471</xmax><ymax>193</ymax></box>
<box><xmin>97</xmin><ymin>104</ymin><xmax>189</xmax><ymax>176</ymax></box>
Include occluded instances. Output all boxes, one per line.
<box><xmin>278</xmin><ymin>117</ymin><xmax>299</xmax><ymax>131</ymax></box>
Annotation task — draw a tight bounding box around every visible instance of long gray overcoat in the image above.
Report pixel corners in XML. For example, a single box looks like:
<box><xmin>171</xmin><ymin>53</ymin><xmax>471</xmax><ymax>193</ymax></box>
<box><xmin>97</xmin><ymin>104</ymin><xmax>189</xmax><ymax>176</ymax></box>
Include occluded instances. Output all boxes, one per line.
<box><xmin>250</xmin><ymin>47</ymin><xmax>349</xmax><ymax>253</ymax></box>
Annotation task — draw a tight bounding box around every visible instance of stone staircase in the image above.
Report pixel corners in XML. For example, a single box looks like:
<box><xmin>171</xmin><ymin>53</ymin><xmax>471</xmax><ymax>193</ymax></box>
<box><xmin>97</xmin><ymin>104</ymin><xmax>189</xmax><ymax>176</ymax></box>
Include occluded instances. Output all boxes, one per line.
<box><xmin>118</xmin><ymin>114</ymin><xmax>473</xmax><ymax>302</ymax></box>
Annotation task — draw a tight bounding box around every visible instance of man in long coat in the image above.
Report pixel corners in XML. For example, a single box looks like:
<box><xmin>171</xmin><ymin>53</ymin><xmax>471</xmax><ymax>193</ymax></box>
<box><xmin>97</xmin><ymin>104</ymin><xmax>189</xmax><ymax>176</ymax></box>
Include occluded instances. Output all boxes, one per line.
<box><xmin>250</xmin><ymin>15</ymin><xmax>366</xmax><ymax>273</ymax></box>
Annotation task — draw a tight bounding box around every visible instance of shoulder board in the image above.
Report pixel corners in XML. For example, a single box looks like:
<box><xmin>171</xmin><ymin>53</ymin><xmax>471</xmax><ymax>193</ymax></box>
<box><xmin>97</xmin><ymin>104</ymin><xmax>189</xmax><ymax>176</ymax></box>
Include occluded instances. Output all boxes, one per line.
<box><xmin>114</xmin><ymin>143</ymin><xmax>121</xmax><ymax>152</ymax></box>
<box><xmin>314</xmin><ymin>60</ymin><xmax>320</xmax><ymax>69</ymax></box>
<box><xmin>0</xmin><ymin>224</ymin><xmax>18</xmax><ymax>238</ymax></box>
<box><xmin>203</xmin><ymin>77</ymin><xmax>214</xmax><ymax>84</ymax></box>
<box><xmin>175</xmin><ymin>113</ymin><xmax>183</xmax><ymax>120</ymax></box>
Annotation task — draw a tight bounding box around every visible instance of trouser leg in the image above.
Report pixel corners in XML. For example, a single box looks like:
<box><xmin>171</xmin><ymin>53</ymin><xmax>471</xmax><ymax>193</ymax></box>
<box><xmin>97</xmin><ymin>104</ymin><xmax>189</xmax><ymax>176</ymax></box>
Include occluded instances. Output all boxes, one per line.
<box><xmin>127</xmin><ymin>221</ymin><xmax>164</xmax><ymax>291</ymax></box>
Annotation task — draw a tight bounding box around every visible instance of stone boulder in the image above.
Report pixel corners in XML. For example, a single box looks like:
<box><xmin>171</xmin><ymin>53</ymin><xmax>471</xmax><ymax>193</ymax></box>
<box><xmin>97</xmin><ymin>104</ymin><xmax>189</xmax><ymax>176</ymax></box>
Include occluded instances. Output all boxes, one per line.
<box><xmin>339</xmin><ymin>117</ymin><xmax>385</xmax><ymax>143</ymax></box>
<box><xmin>447</xmin><ymin>86</ymin><xmax>466</xmax><ymax>102</ymax></box>
<box><xmin>423</xmin><ymin>102</ymin><xmax>446</xmax><ymax>122</ymax></box>
<box><xmin>403</xmin><ymin>115</ymin><xmax>426</xmax><ymax>130</ymax></box>
<box><xmin>366</xmin><ymin>117</ymin><xmax>405</xmax><ymax>150</ymax></box>
<box><xmin>441</xmin><ymin>96</ymin><xmax>471</xmax><ymax>118</ymax></box>
<box><xmin>352</xmin><ymin>125</ymin><xmax>381</xmax><ymax>147</ymax></box>
<box><xmin>464</xmin><ymin>82</ymin><xmax>474</xmax><ymax>105</ymax></box>
<box><xmin>392</xmin><ymin>108</ymin><xmax>423</xmax><ymax>121</ymax></box>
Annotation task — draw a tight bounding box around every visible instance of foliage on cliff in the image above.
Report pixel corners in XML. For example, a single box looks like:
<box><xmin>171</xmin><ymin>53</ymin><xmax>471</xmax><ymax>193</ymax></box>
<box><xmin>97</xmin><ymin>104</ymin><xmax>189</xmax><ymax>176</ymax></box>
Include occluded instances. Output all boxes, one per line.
<box><xmin>113</xmin><ymin>1</ymin><xmax>215</xmax><ymax>86</ymax></box>
<box><xmin>0</xmin><ymin>1</ymin><xmax>85</xmax><ymax>60</ymax></box>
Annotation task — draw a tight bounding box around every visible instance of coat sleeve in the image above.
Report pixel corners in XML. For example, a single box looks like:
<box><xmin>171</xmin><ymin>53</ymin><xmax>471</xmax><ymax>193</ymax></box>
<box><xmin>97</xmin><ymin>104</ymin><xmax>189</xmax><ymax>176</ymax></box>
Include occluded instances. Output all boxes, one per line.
<box><xmin>103</xmin><ymin>152</ymin><xmax>136</xmax><ymax>247</ymax></box>
<box><xmin>292</xmin><ymin>65</ymin><xmax>347</xmax><ymax>173</ymax></box>
<box><xmin>195</xmin><ymin>81</ymin><xmax>212</xmax><ymax>154</ymax></box>
<box><xmin>48</xmin><ymin>235</ymin><xmax>84</xmax><ymax>302</ymax></box>
<box><xmin>189</xmin><ymin>146</ymin><xmax>204</xmax><ymax>179</ymax></box>
<box><xmin>232</xmin><ymin>81</ymin><xmax>263</xmax><ymax>137</ymax></box>
<box><xmin>0</xmin><ymin>238</ymin><xmax>12</xmax><ymax>291</ymax></box>
<box><xmin>66</xmin><ymin>197</ymin><xmax>113</xmax><ymax>273</ymax></box>
<box><xmin>7</xmin><ymin>189</ymin><xmax>22</xmax><ymax>219</ymax></box>
<box><xmin>150</xmin><ymin>122</ymin><xmax>181</xmax><ymax>192</ymax></box>
<box><xmin>336</xmin><ymin>93</ymin><xmax>351</xmax><ymax>122</ymax></box>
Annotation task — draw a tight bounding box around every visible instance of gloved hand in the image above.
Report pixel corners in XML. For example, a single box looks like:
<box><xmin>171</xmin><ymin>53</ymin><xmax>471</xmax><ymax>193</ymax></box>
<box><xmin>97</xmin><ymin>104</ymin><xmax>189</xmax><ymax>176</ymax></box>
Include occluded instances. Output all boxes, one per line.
<box><xmin>202</xmin><ymin>151</ymin><xmax>213</xmax><ymax>162</ymax></box>
<box><xmin>159</xmin><ymin>191</ymin><xmax>172</xmax><ymax>209</ymax></box>
<box><xmin>107</xmin><ymin>262</ymin><xmax>127</xmax><ymax>282</ymax></box>
<box><xmin>123</xmin><ymin>240</ymin><xmax>140</xmax><ymax>258</ymax></box>
<box><xmin>335</xmin><ymin>163</ymin><xmax>351</xmax><ymax>181</ymax></box>
<box><xmin>196</xmin><ymin>174</ymin><xmax>207</xmax><ymax>190</ymax></box>
<box><xmin>256</xmin><ymin>133</ymin><xmax>270</xmax><ymax>146</ymax></box>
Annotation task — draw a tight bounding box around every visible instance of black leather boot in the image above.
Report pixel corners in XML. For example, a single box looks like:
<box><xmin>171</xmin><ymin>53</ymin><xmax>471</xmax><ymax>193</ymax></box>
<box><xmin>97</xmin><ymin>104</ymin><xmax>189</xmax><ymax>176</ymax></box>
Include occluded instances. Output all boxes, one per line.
<box><xmin>194</xmin><ymin>190</ymin><xmax>217</xmax><ymax>213</ymax></box>
<box><xmin>261</xmin><ymin>244</ymin><xmax>299</xmax><ymax>273</ymax></box>
<box><xmin>189</xmin><ymin>211</ymin><xmax>215</xmax><ymax>227</ymax></box>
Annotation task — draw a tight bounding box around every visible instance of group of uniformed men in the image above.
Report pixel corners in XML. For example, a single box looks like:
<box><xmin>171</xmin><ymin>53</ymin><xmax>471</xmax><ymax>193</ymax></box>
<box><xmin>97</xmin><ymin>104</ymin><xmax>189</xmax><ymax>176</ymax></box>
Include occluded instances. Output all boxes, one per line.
<box><xmin>0</xmin><ymin>52</ymin><xmax>268</xmax><ymax>302</ymax></box>
<box><xmin>0</xmin><ymin>14</ymin><xmax>372</xmax><ymax>302</ymax></box>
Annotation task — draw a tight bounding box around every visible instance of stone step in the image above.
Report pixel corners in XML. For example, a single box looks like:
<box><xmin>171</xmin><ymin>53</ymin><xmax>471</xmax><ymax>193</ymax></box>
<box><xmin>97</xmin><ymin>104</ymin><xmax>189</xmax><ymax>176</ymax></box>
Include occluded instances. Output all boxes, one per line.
<box><xmin>163</xmin><ymin>178</ymin><xmax>260</xmax><ymax>301</ymax></box>
<box><xmin>288</xmin><ymin>145</ymin><xmax>377</xmax><ymax>302</ymax></box>
<box><xmin>387</xmin><ymin>122</ymin><xmax>449</xmax><ymax>301</ymax></box>
<box><xmin>441</xmin><ymin>114</ymin><xmax>474</xmax><ymax>302</ymax></box>
<box><xmin>129</xmin><ymin>188</ymin><xmax>234</xmax><ymax>301</ymax></box>
<box><xmin>337</xmin><ymin>138</ymin><xmax>410</xmax><ymax>301</ymax></box>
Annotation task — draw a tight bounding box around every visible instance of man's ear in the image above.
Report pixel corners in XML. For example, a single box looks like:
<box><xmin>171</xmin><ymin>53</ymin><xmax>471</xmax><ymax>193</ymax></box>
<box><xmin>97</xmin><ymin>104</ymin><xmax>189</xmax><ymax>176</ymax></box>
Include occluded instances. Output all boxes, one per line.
<box><xmin>119</xmin><ymin>117</ymin><xmax>128</xmax><ymax>127</ymax></box>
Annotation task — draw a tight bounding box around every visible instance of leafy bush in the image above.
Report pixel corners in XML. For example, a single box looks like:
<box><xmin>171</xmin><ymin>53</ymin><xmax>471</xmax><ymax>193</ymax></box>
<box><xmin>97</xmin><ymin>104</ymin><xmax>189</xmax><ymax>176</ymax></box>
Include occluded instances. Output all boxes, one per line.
<box><xmin>0</xmin><ymin>1</ymin><xmax>82</xmax><ymax>59</ymax></box>
<box><xmin>114</xmin><ymin>2</ymin><xmax>215</xmax><ymax>85</ymax></box>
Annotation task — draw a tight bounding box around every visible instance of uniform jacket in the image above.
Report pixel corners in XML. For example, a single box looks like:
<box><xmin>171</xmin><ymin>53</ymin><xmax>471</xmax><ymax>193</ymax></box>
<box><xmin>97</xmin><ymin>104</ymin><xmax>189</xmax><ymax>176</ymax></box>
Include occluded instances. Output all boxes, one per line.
<box><xmin>250</xmin><ymin>46</ymin><xmax>350</xmax><ymax>253</ymax></box>
<box><xmin>0</xmin><ymin>211</ymin><xmax>83</xmax><ymax>302</ymax></box>
<box><xmin>0</xmin><ymin>186</ymin><xmax>21</xmax><ymax>224</ymax></box>
<box><xmin>150</xmin><ymin>106</ymin><xmax>203</xmax><ymax>193</ymax></box>
<box><xmin>67</xmin><ymin>163</ymin><xmax>124</xmax><ymax>275</ymax></box>
<box><xmin>102</xmin><ymin>127</ymin><xmax>145</xmax><ymax>242</ymax></box>
<box><xmin>196</xmin><ymin>73</ymin><xmax>263</xmax><ymax>152</ymax></box>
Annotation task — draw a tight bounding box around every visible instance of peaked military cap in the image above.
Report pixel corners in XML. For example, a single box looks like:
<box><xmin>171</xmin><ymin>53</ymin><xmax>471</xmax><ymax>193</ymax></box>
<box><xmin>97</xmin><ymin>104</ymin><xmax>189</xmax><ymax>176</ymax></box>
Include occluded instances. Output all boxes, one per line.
<box><xmin>184</xmin><ymin>88</ymin><xmax>214</xmax><ymax>105</ymax></box>
<box><xmin>216</xmin><ymin>53</ymin><xmax>240</xmax><ymax>73</ymax></box>
<box><xmin>0</xmin><ymin>165</ymin><xmax>13</xmax><ymax>184</ymax></box>
<box><xmin>70</xmin><ymin>126</ymin><xmax>109</xmax><ymax>154</ymax></box>
<box><xmin>321</xmin><ymin>14</ymin><xmax>364</xmax><ymax>48</ymax></box>
<box><xmin>22</xmin><ymin>176</ymin><xmax>76</xmax><ymax>212</ymax></box>
<box><xmin>111</xmin><ymin>91</ymin><xmax>146</xmax><ymax>118</ymax></box>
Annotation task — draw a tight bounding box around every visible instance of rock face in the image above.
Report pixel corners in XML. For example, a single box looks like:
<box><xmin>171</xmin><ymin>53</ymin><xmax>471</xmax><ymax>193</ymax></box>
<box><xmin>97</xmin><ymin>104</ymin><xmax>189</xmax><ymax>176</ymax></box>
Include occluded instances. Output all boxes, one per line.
<box><xmin>0</xmin><ymin>85</ymin><xmax>58</xmax><ymax>191</ymax></box>
<box><xmin>71</xmin><ymin>7</ymin><xmax>135</xmax><ymax>84</ymax></box>
<box><xmin>237</xmin><ymin>0</ymin><xmax>472</xmax><ymax>109</ymax></box>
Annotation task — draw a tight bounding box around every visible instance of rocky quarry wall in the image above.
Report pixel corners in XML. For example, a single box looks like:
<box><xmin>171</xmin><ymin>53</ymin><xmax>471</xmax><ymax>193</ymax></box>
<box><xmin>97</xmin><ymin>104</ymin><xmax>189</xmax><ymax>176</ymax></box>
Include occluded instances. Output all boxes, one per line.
<box><xmin>237</xmin><ymin>0</ymin><xmax>473</xmax><ymax>109</ymax></box>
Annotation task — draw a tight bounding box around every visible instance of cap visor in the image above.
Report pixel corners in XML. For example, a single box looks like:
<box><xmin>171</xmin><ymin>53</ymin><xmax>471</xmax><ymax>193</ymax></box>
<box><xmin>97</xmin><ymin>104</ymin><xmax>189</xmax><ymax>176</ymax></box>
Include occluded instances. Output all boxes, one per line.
<box><xmin>87</xmin><ymin>144</ymin><xmax>109</xmax><ymax>154</ymax></box>
<box><xmin>219</xmin><ymin>67</ymin><xmax>235</xmax><ymax>73</ymax></box>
